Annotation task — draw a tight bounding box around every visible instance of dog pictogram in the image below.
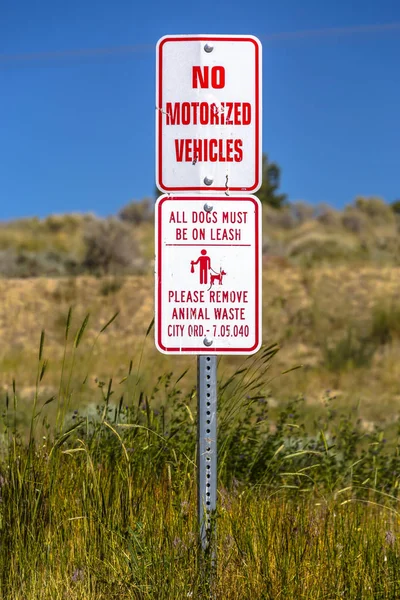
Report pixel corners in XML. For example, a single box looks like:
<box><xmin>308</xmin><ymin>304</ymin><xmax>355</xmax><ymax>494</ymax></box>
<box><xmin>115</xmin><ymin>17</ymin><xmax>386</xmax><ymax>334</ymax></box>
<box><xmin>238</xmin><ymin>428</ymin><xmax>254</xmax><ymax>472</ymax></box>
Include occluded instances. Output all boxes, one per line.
<box><xmin>210</xmin><ymin>269</ymin><xmax>227</xmax><ymax>286</ymax></box>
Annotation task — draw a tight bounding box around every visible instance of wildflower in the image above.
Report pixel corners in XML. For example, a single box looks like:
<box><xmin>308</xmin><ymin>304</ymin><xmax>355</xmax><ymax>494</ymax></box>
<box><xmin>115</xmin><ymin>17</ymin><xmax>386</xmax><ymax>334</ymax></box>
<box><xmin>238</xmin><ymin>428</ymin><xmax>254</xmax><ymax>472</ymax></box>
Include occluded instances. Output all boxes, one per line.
<box><xmin>0</xmin><ymin>475</ymin><xmax>5</xmax><ymax>503</ymax></box>
<box><xmin>173</xmin><ymin>537</ymin><xmax>182</xmax><ymax>548</ymax></box>
<box><xmin>71</xmin><ymin>568</ymin><xmax>84</xmax><ymax>583</ymax></box>
<box><xmin>224</xmin><ymin>534</ymin><xmax>235</xmax><ymax>549</ymax></box>
<box><xmin>385</xmin><ymin>530</ymin><xmax>395</xmax><ymax>547</ymax></box>
<box><xmin>180</xmin><ymin>500</ymin><xmax>190</xmax><ymax>516</ymax></box>
<box><xmin>336</xmin><ymin>543</ymin><xmax>343</xmax><ymax>555</ymax></box>
<box><xmin>187</xmin><ymin>531</ymin><xmax>196</xmax><ymax>544</ymax></box>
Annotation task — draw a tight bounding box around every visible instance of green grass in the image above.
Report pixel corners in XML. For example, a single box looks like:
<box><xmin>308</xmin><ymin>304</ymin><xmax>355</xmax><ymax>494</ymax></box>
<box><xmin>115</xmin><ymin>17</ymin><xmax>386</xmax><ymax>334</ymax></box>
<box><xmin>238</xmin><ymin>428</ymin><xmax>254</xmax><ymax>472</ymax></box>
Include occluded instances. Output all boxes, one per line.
<box><xmin>2</xmin><ymin>457</ymin><xmax>399</xmax><ymax>599</ymax></box>
<box><xmin>0</xmin><ymin>312</ymin><xmax>399</xmax><ymax>597</ymax></box>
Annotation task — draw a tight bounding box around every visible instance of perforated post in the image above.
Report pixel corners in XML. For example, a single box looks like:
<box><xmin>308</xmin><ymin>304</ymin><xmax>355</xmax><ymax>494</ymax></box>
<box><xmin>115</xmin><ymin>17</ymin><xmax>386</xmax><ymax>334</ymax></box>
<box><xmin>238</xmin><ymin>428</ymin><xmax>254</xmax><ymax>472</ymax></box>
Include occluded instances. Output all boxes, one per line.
<box><xmin>197</xmin><ymin>355</ymin><xmax>217</xmax><ymax>553</ymax></box>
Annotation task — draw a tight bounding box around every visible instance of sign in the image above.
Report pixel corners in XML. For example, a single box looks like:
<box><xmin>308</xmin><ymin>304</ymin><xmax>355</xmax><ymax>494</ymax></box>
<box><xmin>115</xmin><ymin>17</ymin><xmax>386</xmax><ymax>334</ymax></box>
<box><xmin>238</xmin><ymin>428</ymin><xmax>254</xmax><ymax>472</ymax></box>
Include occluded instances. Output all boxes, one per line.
<box><xmin>155</xmin><ymin>195</ymin><xmax>261</xmax><ymax>354</ymax></box>
<box><xmin>156</xmin><ymin>35</ymin><xmax>262</xmax><ymax>193</ymax></box>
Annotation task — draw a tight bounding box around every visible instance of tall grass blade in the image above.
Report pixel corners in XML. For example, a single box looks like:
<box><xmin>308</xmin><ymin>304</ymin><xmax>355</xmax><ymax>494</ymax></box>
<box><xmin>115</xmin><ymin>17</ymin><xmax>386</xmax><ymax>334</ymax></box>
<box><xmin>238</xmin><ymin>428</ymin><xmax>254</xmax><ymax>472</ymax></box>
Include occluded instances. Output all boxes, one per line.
<box><xmin>105</xmin><ymin>378</ymin><xmax>113</xmax><ymax>402</ymax></box>
<box><xmin>74</xmin><ymin>313</ymin><xmax>90</xmax><ymax>349</ymax></box>
<box><xmin>65</xmin><ymin>306</ymin><xmax>72</xmax><ymax>341</ymax></box>
<box><xmin>99</xmin><ymin>311</ymin><xmax>119</xmax><ymax>333</ymax></box>
<box><xmin>38</xmin><ymin>330</ymin><xmax>45</xmax><ymax>361</ymax></box>
<box><xmin>175</xmin><ymin>368</ymin><xmax>189</xmax><ymax>385</ymax></box>
<box><xmin>281</xmin><ymin>365</ymin><xmax>303</xmax><ymax>375</ymax></box>
<box><xmin>39</xmin><ymin>359</ymin><xmax>48</xmax><ymax>382</ymax></box>
<box><xmin>145</xmin><ymin>317</ymin><xmax>154</xmax><ymax>337</ymax></box>
<box><xmin>42</xmin><ymin>395</ymin><xmax>56</xmax><ymax>407</ymax></box>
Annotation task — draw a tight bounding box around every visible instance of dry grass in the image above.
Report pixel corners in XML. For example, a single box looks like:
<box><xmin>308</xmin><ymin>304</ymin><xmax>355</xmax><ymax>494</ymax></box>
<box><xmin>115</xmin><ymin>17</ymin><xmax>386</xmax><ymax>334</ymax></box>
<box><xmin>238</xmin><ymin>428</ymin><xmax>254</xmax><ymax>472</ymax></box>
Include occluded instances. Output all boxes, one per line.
<box><xmin>1</xmin><ymin>263</ymin><xmax>400</xmax><ymax>430</ymax></box>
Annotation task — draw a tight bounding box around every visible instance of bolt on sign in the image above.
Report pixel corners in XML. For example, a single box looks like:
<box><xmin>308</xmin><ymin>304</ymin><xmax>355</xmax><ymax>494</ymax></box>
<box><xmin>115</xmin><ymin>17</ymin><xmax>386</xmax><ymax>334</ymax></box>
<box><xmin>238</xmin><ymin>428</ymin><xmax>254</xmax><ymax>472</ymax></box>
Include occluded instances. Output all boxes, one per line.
<box><xmin>156</xmin><ymin>35</ymin><xmax>262</xmax><ymax>193</ymax></box>
<box><xmin>155</xmin><ymin>195</ymin><xmax>261</xmax><ymax>354</ymax></box>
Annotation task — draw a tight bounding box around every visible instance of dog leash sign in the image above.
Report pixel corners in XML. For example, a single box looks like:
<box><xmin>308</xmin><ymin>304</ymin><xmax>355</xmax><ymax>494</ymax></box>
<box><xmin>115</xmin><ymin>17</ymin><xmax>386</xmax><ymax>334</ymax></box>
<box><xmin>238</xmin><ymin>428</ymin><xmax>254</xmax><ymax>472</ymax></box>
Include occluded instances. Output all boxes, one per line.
<box><xmin>155</xmin><ymin>195</ymin><xmax>261</xmax><ymax>354</ymax></box>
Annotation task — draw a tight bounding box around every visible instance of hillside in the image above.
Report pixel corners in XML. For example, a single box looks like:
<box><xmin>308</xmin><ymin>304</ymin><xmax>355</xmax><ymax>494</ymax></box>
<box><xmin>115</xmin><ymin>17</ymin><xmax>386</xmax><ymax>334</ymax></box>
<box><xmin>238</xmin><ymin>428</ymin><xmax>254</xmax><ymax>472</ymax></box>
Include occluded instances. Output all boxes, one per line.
<box><xmin>1</xmin><ymin>261</ymin><xmax>400</xmax><ymax>432</ymax></box>
<box><xmin>1</xmin><ymin>200</ymin><xmax>400</xmax><ymax>598</ymax></box>
<box><xmin>1</xmin><ymin>196</ymin><xmax>400</xmax><ymax>430</ymax></box>
<box><xmin>0</xmin><ymin>196</ymin><xmax>400</xmax><ymax>278</ymax></box>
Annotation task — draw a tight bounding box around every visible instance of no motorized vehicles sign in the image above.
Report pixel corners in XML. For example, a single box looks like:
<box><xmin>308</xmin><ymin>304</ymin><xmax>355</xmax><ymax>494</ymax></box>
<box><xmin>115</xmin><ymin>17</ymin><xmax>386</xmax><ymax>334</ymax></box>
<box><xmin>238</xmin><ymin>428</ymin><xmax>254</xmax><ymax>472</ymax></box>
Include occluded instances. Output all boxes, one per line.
<box><xmin>156</xmin><ymin>35</ymin><xmax>262</xmax><ymax>193</ymax></box>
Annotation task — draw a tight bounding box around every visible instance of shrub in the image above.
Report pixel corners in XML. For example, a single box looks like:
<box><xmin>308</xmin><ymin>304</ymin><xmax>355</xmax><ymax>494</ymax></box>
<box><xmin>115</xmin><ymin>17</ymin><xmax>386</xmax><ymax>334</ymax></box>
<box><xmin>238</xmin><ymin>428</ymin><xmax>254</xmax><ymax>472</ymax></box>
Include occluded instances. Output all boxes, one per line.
<box><xmin>369</xmin><ymin>302</ymin><xmax>400</xmax><ymax>345</ymax></box>
<box><xmin>261</xmin><ymin>235</ymin><xmax>288</xmax><ymax>258</ymax></box>
<box><xmin>0</xmin><ymin>249</ymin><xmax>78</xmax><ymax>278</ymax></box>
<box><xmin>322</xmin><ymin>329</ymin><xmax>376</xmax><ymax>372</ymax></box>
<box><xmin>118</xmin><ymin>198</ymin><xmax>154</xmax><ymax>225</ymax></box>
<box><xmin>287</xmin><ymin>233</ymin><xmax>359</xmax><ymax>263</ymax></box>
<box><xmin>290</xmin><ymin>201</ymin><xmax>315</xmax><ymax>225</ymax></box>
<box><xmin>82</xmin><ymin>218</ymin><xmax>138</xmax><ymax>275</ymax></box>
<box><xmin>263</xmin><ymin>205</ymin><xmax>296</xmax><ymax>229</ymax></box>
<box><xmin>43</xmin><ymin>213</ymin><xmax>88</xmax><ymax>234</ymax></box>
<box><xmin>354</xmin><ymin>196</ymin><xmax>394</xmax><ymax>223</ymax></box>
<box><xmin>341</xmin><ymin>208</ymin><xmax>368</xmax><ymax>233</ymax></box>
<box><xmin>100</xmin><ymin>276</ymin><xmax>125</xmax><ymax>296</ymax></box>
<box><xmin>315</xmin><ymin>204</ymin><xmax>341</xmax><ymax>227</ymax></box>
<box><xmin>391</xmin><ymin>199</ymin><xmax>400</xmax><ymax>215</ymax></box>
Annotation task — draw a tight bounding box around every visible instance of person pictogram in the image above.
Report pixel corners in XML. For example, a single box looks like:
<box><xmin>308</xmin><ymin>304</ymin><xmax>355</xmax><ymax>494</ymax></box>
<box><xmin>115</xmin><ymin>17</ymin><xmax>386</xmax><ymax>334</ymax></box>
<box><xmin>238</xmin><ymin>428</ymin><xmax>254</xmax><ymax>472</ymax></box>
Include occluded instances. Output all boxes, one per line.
<box><xmin>190</xmin><ymin>249</ymin><xmax>211</xmax><ymax>284</ymax></box>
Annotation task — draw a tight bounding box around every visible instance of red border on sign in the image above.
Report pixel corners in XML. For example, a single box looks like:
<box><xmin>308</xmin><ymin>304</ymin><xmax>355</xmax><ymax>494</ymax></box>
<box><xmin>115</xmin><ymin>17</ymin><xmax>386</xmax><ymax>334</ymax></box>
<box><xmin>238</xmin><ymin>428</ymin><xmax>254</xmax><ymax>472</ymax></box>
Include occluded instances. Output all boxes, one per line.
<box><xmin>156</xmin><ymin>36</ymin><xmax>261</xmax><ymax>193</ymax></box>
<box><xmin>155</xmin><ymin>195</ymin><xmax>261</xmax><ymax>354</ymax></box>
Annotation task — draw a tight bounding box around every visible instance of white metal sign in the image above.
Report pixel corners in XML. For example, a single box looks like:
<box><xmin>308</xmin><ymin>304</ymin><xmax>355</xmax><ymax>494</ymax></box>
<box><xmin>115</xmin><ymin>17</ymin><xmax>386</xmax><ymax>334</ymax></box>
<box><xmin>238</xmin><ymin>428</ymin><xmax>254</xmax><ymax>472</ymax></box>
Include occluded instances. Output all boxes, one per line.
<box><xmin>156</xmin><ymin>35</ymin><xmax>262</xmax><ymax>193</ymax></box>
<box><xmin>155</xmin><ymin>195</ymin><xmax>261</xmax><ymax>354</ymax></box>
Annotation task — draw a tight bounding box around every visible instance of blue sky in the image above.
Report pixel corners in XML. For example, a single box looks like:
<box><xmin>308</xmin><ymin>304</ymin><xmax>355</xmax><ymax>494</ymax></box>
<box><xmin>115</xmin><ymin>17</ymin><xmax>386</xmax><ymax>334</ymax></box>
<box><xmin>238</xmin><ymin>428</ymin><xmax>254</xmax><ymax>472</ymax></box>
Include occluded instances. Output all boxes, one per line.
<box><xmin>0</xmin><ymin>0</ymin><xmax>399</xmax><ymax>220</ymax></box>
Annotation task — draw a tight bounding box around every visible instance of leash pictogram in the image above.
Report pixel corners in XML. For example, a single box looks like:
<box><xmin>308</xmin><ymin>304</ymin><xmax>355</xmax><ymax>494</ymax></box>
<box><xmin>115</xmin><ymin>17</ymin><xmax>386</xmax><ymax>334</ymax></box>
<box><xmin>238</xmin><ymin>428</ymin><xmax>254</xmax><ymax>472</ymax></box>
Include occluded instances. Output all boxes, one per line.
<box><xmin>190</xmin><ymin>250</ymin><xmax>226</xmax><ymax>289</ymax></box>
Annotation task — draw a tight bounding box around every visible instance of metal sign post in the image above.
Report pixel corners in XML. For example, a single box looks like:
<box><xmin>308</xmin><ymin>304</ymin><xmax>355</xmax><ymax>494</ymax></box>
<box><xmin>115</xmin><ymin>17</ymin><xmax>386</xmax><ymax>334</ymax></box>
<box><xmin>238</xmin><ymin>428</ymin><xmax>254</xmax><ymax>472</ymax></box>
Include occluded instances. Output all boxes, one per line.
<box><xmin>197</xmin><ymin>355</ymin><xmax>217</xmax><ymax>552</ymax></box>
